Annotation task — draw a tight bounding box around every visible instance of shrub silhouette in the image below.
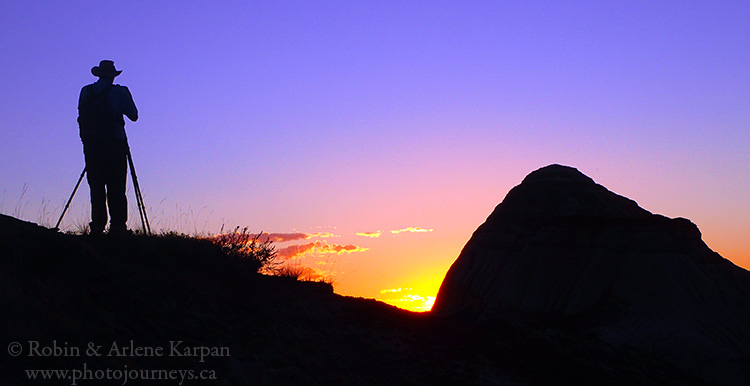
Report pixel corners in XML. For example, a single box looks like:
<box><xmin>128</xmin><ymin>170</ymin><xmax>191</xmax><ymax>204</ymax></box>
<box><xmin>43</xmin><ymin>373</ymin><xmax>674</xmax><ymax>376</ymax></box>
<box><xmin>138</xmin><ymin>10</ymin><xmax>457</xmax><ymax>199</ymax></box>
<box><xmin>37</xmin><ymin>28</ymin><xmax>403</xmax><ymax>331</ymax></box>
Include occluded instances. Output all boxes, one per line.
<box><xmin>210</xmin><ymin>227</ymin><xmax>278</xmax><ymax>273</ymax></box>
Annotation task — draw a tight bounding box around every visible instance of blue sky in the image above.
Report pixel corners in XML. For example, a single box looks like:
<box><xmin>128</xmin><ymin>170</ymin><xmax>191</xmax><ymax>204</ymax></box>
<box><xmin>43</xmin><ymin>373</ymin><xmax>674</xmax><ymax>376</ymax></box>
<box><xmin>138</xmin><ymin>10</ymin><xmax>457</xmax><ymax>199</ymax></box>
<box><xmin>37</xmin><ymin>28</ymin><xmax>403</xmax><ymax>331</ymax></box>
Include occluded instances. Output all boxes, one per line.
<box><xmin>2</xmin><ymin>1</ymin><xmax>749</xmax><ymax>309</ymax></box>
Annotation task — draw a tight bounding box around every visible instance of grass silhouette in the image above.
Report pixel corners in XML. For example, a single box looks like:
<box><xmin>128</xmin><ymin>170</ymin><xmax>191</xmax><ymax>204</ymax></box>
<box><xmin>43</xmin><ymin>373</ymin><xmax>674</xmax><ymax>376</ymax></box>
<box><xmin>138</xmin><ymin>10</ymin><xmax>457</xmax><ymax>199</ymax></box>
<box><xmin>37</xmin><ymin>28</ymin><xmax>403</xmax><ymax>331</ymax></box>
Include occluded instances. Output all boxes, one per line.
<box><xmin>207</xmin><ymin>226</ymin><xmax>279</xmax><ymax>273</ymax></box>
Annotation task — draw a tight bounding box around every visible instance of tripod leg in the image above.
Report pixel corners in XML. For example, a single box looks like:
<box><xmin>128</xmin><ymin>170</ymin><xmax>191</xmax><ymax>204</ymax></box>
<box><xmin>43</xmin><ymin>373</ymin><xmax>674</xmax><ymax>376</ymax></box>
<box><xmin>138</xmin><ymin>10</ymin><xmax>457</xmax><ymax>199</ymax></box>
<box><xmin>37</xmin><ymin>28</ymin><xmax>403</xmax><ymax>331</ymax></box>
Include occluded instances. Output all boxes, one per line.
<box><xmin>54</xmin><ymin>167</ymin><xmax>86</xmax><ymax>231</ymax></box>
<box><xmin>126</xmin><ymin>150</ymin><xmax>151</xmax><ymax>235</ymax></box>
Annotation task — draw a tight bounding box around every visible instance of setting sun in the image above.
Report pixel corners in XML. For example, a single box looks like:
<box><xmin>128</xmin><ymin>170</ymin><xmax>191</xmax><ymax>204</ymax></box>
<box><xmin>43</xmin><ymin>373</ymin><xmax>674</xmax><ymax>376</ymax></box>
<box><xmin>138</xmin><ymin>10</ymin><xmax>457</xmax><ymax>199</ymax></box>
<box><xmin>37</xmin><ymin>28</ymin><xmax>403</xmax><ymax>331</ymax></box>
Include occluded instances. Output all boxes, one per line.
<box><xmin>376</xmin><ymin>273</ymin><xmax>446</xmax><ymax>312</ymax></box>
<box><xmin>378</xmin><ymin>288</ymin><xmax>436</xmax><ymax>312</ymax></box>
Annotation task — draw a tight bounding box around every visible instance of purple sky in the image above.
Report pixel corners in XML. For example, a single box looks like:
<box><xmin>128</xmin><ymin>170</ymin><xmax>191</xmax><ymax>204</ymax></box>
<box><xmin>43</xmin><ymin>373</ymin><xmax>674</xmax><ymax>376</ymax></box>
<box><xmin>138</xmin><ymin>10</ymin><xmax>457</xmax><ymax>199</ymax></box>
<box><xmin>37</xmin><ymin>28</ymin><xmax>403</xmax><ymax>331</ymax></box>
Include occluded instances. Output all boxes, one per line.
<box><xmin>2</xmin><ymin>1</ymin><xmax>749</xmax><ymax>310</ymax></box>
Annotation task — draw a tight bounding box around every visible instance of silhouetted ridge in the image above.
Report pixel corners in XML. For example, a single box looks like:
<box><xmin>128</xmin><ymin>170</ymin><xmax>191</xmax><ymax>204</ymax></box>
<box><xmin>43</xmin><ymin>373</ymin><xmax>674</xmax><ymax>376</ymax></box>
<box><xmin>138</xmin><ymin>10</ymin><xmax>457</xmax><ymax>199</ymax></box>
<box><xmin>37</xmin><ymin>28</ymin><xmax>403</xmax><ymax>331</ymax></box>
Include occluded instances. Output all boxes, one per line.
<box><xmin>500</xmin><ymin>164</ymin><xmax>650</xmax><ymax>219</ymax></box>
<box><xmin>433</xmin><ymin>164</ymin><xmax>750</xmax><ymax>385</ymax></box>
<box><xmin>3</xmin><ymin>195</ymin><xmax>746</xmax><ymax>384</ymax></box>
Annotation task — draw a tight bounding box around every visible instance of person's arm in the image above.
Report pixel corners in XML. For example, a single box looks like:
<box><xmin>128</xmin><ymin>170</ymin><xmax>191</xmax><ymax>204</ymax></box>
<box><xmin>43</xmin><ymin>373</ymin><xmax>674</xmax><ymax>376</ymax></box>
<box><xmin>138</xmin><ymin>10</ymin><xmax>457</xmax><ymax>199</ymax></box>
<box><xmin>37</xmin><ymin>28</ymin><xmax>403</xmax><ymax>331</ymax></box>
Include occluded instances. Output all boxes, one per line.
<box><xmin>121</xmin><ymin>86</ymin><xmax>138</xmax><ymax>122</ymax></box>
<box><xmin>77</xmin><ymin>86</ymin><xmax>88</xmax><ymax>123</ymax></box>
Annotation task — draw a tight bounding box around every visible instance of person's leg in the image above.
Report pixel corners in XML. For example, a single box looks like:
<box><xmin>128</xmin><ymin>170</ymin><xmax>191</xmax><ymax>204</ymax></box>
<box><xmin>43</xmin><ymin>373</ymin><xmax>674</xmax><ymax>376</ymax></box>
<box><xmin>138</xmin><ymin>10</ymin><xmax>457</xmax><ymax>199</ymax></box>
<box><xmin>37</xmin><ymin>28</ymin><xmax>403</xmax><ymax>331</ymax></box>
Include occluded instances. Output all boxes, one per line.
<box><xmin>85</xmin><ymin>151</ymin><xmax>107</xmax><ymax>234</ymax></box>
<box><xmin>107</xmin><ymin>152</ymin><xmax>128</xmax><ymax>233</ymax></box>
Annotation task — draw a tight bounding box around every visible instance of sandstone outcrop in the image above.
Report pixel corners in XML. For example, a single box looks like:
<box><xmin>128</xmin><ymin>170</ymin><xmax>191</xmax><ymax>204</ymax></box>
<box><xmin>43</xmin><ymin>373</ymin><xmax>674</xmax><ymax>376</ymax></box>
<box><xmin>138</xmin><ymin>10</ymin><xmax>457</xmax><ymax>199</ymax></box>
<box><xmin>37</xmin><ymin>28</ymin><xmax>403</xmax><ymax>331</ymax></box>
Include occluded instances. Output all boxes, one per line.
<box><xmin>433</xmin><ymin>164</ymin><xmax>750</xmax><ymax>384</ymax></box>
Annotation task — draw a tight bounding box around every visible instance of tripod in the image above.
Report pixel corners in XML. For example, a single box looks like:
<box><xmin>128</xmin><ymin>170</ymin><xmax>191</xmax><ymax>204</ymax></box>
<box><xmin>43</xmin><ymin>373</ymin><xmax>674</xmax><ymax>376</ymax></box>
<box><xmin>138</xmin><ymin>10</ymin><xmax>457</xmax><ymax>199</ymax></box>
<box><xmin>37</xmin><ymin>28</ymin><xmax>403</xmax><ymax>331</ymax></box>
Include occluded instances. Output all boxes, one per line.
<box><xmin>55</xmin><ymin>148</ymin><xmax>151</xmax><ymax>235</ymax></box>
<box><xmin>126</xmin><ymin>148</ymin><xmax>151</xmax><ymax>235</ymax></box>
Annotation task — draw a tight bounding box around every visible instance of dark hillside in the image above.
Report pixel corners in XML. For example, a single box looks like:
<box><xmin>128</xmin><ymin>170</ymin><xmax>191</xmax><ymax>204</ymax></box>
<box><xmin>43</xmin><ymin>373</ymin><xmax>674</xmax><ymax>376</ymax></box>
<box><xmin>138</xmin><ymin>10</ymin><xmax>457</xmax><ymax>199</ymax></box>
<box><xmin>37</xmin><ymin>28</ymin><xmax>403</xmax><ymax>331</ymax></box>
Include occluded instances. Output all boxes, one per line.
<box><xmin>0</xmin><ymin>214</ymin><xmax>431</xmax><ymax>385</ymax></box>
<box><xmin>0</xmin><ymin>212</ymin><xmax>706</xmax><ymax>385</ymax></box>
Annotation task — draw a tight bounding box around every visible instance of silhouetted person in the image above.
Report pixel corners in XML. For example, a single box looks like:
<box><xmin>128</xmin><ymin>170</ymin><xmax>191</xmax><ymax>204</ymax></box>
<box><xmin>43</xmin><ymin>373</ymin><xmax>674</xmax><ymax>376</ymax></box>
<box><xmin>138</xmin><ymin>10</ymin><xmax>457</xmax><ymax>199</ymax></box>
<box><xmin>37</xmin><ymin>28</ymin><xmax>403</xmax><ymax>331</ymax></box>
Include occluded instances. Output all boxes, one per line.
<box><xmin>78</xmin><ymin>60</ymin><xmax>138</xmax><ymax>235</ymax></box>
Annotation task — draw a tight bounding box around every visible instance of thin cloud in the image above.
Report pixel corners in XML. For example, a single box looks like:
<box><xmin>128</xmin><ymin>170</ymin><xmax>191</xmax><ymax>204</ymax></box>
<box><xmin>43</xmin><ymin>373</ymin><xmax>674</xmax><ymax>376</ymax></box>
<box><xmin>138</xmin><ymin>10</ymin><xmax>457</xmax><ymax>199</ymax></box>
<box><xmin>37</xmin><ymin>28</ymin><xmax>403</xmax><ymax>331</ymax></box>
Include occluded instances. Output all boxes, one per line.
<box><xmin>277</xmin><ymin>240</ymin><xmax>368</xmax><ymax>260</ymax></box>
<box><xmin>390</xmin><ymin>227</ymin><xmax>433</xmax><ymax>235</ymax></box>
<box><xmin>251</xmin><ymin>232</ymin><xmax>340</xmax><ymax>243</ymax></box>
<box><xmin>380</xmin><ymin>287</ymin><xmax>412</xmax><ymax>294</ymax></box>
<box><xmin>253</xmin><ymin>232</ymin><xmax>310</xmax><ymax>243</ymax></box>
<box><xmin>310</xmin><ymin>232</ymin><xmax>339</xmax><ymax>238</ymax></box>
<box><xmin>356</xmin><ymin>231</ymin><xmax>382</xmax><ymax>238</ymax></box>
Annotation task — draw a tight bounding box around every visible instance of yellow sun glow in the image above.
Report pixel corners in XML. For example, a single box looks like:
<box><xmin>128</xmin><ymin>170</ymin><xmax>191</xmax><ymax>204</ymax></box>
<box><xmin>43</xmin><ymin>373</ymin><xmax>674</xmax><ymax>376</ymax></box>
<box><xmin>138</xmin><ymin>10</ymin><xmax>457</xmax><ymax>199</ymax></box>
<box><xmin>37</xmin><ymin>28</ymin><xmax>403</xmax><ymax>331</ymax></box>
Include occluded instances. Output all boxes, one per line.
<box><xmin>377</xmin><ymin>274</ymin><xmax>445</xmax><ymax>312</ymax></box>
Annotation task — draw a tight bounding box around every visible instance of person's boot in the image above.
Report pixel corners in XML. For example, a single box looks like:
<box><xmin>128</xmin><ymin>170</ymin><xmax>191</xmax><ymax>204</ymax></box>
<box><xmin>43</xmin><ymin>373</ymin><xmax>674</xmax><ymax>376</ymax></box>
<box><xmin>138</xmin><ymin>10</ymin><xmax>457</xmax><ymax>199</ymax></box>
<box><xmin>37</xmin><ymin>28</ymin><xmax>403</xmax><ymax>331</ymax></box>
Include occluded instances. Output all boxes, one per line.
<box><xmin>89</xmin><ymin>221</ymin><xmax>105</xmax><ymax>236</ymax></box>
<box><xmin>109</xmin><ymin>223</ymin><xmax>130</xmax><ymax>236</ymax></box>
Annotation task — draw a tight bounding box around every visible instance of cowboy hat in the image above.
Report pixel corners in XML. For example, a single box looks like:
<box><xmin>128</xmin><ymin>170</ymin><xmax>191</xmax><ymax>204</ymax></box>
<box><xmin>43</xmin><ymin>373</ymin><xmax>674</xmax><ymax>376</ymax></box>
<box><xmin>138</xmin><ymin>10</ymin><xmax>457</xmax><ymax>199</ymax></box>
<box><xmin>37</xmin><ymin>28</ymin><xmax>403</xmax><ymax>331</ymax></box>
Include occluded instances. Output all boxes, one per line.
<box><xmin>91</xmin><ymin>60</ymin><xmax>122</xmax><ymax>77</ymax></box>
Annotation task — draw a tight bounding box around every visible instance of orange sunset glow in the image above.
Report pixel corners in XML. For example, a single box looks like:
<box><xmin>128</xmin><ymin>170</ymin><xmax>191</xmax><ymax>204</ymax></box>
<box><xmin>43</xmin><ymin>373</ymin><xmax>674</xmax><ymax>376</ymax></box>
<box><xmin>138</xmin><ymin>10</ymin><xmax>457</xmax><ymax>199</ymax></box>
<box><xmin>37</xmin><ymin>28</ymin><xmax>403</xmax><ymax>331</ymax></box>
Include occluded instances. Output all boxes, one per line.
<box><xmin>253</xmin><ymin>227</ymin><xmax>452</xmax><ymax>312</ymax></box>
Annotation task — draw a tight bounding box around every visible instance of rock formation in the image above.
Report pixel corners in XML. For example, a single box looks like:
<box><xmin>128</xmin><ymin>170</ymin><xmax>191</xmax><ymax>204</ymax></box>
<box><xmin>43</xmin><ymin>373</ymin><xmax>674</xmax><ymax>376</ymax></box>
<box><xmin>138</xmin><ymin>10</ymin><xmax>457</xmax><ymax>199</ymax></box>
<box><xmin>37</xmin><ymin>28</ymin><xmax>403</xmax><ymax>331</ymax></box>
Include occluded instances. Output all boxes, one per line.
<box><xmin>433</xmin><ymin>164</ymin><xmax>750</xmax><ymax>384</ymax></box>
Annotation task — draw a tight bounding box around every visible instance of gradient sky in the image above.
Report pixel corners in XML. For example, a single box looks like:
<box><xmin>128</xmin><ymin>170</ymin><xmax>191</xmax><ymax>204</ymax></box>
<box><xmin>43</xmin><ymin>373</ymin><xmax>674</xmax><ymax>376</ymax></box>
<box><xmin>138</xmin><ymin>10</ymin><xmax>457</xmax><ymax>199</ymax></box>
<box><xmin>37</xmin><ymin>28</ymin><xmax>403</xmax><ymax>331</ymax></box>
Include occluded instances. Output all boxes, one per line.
<box><xmin>2</xmin><ymin>1</ymin><xmax>749</xmax><ymax>311</ymax></box>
